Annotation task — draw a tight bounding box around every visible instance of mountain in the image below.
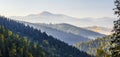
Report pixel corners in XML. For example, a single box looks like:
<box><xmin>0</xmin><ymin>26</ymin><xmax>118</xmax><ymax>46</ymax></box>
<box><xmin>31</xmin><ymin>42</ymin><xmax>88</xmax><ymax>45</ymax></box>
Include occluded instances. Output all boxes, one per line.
<box><xmin>74</xmin><ymin>36</ymin><xmax>111</xmax><ymax>56</ymax></box>
<box><xmin>21</xmin><ymin>22</ymin><xmax>89</xmax><ymax>45</ymax></box>
<box><xmin>85</xmin><ymin>26</ymin><xmax>112</xmax><ymax>35</ymax></box>
<box><xmin>35</xmin><ymin>23</ymin><xmax>105</xmax><ymax>39</ymax></box>
<box><xmin>10</xmin><ymin>11</ymin><xmax>115</xmax><ymax>28</ymax></box>
<box><xmin>10</xmin><ymin>11</ymin><xmax>74</xmax><ymax>24</ymax></box>
<box><xmin>0</xmin><ymin>16</ymin><xmax>92</xmax><ymax>57</ymax></box>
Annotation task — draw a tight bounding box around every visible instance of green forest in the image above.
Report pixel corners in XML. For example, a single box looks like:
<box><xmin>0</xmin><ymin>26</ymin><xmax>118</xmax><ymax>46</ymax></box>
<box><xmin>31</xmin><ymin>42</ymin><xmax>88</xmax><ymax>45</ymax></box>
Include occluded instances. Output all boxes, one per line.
<box><xmin>0</xmin><ymin>16</ymin><xmax>92</xmax><ymax>57</ymax></box>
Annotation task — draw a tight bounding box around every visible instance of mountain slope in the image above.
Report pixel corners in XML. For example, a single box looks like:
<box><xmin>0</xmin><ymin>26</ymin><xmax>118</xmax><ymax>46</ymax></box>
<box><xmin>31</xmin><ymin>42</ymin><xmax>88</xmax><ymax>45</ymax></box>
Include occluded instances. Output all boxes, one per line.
<box><xmin>23</xmin><ymin>22</ymin><xmax>89</xmax><ymax>45</ymax></box>
<box><xmin>74</xmin><ymin>36</ymin><xmax>111</xmax><ymax>55</ymax></box>
<box><xmin>37</xmin><ymin>23</ymin><xmax>105</xmax><ymax>39</ymax></box>
<box><xmin>0</xmin><ymin>16</ymin><xmax>92</xmax><ymax>57</ymax></box>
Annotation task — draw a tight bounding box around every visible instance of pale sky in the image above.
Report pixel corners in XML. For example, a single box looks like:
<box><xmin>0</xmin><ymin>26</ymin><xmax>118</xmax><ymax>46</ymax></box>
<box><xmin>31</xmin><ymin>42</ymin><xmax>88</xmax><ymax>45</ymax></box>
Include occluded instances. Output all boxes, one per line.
<box><xmin>0</xmin><ymin>0</ymin><xmax>115</xmax><ymax>18</ymax></box>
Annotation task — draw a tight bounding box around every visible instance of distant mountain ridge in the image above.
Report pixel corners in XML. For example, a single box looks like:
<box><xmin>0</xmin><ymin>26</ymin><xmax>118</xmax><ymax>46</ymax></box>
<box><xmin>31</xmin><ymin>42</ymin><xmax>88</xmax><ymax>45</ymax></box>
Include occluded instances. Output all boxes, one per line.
<box><xmin>10</xmin><ymin>11</ymin><xmax>115</xmax><ymax>28</ymax></box>
<box><xmin>37</xmin><ymin>23</ymin><xmax>105</xmax><ymax>39</ymax></box>
<box><xmin>20</xmin><ymin>21</ymin><xmax>105</xmax><ymax>45</ymax></box>
<box><xmin>21</xmin><ymin>21</ymin><xmax>89</xmax><ymax>45</ymax></box>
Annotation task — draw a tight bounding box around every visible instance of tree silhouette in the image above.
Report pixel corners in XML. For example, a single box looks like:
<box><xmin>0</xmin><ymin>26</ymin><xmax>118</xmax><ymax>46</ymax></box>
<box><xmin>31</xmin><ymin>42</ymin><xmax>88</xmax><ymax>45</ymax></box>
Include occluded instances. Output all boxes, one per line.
<box><xmin>110</xmin><ymin>0</ymin><xmax>120</xmax><ymax>57</ymax></box>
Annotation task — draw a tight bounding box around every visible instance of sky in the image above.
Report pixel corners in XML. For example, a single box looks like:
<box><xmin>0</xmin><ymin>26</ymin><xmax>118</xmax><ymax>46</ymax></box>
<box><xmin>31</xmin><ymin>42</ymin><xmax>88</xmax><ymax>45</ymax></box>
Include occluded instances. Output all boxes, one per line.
<box><xmin>0</xmin><ymin>0</ymin><xmax>115</xmax><ymax>18</ymax></box>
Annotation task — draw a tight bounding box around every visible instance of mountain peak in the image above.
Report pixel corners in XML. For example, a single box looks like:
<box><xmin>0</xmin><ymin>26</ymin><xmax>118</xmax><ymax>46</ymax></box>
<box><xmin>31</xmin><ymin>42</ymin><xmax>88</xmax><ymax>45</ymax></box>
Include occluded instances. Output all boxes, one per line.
<box><xmin>40</xmin><ymin>11</ymin><xmax>53</xmax><ymax>15</ymax></box>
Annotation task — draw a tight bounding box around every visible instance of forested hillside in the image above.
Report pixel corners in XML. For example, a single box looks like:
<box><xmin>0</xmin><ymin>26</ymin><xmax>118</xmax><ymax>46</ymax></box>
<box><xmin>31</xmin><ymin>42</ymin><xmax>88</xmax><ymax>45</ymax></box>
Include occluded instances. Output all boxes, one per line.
<box><xmin>74</xmin><ymin>36</ymin><xmax>111</xmax><ymax>55</ymax></box>
<box><xmin>0</xmin><ymin>16</ymin><xmax>92</xmax><ymax>57</ymax></box>
<box><xmin>0</xmin><ymin>26</ymin><xmax>50</xmax><ymax>57</ymax></box>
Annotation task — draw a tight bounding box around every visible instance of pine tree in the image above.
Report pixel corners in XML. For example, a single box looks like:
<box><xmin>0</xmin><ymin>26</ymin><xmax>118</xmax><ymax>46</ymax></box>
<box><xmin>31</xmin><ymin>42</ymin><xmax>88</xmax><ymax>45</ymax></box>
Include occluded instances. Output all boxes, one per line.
<box><xmin>110</xmin><ymin>0</ymin><xmax>120</xmax><ymax>57</ymax></box>
<box><xmin>96</xmin><ymin>42</ymin><xmax>110</xmax><ymax>57</ymax></box>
